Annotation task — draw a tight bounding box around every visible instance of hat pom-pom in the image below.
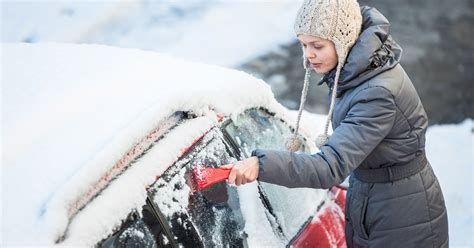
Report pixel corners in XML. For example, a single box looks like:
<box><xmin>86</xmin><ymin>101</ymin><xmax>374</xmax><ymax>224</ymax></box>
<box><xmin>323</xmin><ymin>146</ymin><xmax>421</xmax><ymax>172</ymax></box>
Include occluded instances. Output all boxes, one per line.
<box><xmin>315</xmin><ymin>134</ymin><xmax>330</xmax><ymax>149</ymax></box>
<box><xmin>286</xmin><ymin>135</ymin><xmax>303</xmax><ymax>152</ymax></box>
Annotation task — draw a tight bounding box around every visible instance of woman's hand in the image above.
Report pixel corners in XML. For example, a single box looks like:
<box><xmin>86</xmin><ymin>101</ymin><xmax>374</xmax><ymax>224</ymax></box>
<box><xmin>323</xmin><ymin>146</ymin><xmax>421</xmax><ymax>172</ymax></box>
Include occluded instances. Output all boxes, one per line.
<box><xmin>221</xmin><ymin>156</ymin><xmax>259</xmax><ymax>186</ymax></box>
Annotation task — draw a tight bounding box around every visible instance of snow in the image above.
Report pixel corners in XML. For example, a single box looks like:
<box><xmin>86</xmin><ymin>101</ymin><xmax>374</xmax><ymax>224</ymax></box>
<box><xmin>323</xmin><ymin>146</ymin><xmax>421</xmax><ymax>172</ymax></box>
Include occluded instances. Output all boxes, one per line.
<box><xmin>2</xmin><ymin>43</ymin><xmax>473</xmax><ymax>247</ymax></box>
<box><xmin>1</xmin><ymin>1</ymin><xmax>130</xmax><ymax>43</ymax></box>
<box><xmin>425</xmin><ymin>119</ymin><xmax>474</xmax><ymax>247</ymax></box>
<box><xmin>237</xmin><ymin>182</ymin><xmax>286</xmax><ymax>247</ymax></box>
<box><xmin>258</xmin><ymin>182</ymin><xmax>327</xmax><ymax>239</ymax></box>
<box><xmin>2</xmin><ymin>0</ymin><xmax>473</xmax><ymax>246</ymax></box>
<box><xmin>2</xmin><ymin>43</ymin><xmax>289</xmax><ymax>246</ymax></box>
<box><xmin>1</xmin><ymin>0</ymin><xmax>301</xmax><ymax>67</ymax></box>
<box><xmin>61</xmin><ymin>115</ymin><xmax>219</xmax><ymax>246</ymax></box>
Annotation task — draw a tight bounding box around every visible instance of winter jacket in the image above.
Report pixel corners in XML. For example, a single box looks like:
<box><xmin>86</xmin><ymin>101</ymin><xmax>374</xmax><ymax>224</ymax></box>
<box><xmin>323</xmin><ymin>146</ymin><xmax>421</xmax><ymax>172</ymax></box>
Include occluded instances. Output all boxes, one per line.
<box><xmin>252</xmin><ymin>7</ymin><xmax>448</xmax><ymax>247</ymax></box>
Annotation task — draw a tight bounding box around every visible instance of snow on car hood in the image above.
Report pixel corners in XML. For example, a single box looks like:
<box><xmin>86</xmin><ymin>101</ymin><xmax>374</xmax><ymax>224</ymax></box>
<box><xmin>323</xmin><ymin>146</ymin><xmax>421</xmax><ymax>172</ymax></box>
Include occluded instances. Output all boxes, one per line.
<box><xmin>3</xmin><ymin>43</ymin><xmax>313</xmax><ymax>245</ymax></box>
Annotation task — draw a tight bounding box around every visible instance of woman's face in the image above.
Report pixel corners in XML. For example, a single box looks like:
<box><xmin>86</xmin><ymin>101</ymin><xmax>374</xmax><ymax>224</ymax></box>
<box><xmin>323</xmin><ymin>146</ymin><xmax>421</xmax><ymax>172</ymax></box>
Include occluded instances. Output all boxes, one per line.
<box><xmin>298</xmin><ymin>34</ymin><xmax>338</xmax><ymax>74</ymax></box>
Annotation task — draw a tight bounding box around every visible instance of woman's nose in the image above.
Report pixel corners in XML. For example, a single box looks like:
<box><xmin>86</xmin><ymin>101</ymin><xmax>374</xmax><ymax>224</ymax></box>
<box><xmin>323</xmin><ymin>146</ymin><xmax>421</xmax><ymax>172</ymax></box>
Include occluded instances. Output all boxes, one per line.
<box><xmin>305</xmin><ymin>48</ymin><xmax>316</xmax><ymax>59</ymax></box>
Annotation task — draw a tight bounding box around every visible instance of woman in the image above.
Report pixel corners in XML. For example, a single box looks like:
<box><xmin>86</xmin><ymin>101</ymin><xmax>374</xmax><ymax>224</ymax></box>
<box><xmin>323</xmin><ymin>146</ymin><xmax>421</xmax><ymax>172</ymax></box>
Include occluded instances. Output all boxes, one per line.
<box><xmin>222</xmin><ymin>0</ymin><xmax>449</xmax><ymax>247</ymax></box>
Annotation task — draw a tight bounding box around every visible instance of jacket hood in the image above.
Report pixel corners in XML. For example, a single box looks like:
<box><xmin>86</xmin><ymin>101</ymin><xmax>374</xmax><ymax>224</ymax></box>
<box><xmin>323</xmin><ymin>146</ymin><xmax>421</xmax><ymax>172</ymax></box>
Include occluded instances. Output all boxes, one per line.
<box><xmin>319</xmin><ymin>6</ymin><xmax>403</xmax><ymax>95</ymax></box>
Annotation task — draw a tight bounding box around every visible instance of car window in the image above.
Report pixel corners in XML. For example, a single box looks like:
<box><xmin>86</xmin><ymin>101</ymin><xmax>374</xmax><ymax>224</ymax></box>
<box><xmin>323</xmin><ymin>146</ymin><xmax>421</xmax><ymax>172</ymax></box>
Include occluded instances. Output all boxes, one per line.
<box><xmin>224</xmin><ymin>108</ymin><xmax>302</xmax><ymax>156</ymax></box>
<box><xmin>100</xmin><ymin>203</ymin><xmax>170</xmax><ymax>248</ymax></box>
<box><xmin>224</xmin><ymin>108</ymin><xmax>325</xmax><ymax>240</ymax></box>
<box><xmin>147</xmin><ymin>128</ymin><xmax>248</xmax><ymax>247</ymax></box>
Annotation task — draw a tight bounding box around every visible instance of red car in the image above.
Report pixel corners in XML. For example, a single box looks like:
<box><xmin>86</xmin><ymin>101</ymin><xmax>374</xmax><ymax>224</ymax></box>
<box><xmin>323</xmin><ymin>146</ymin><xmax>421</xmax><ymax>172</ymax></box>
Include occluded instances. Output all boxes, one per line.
<box><xmin>3</xmin><ymin>43</ymin><xmax>346</xmax><ymax>247</ymax></box>
<box><xmin>99</xmin><ymin>108</ymin><xmax>347</xmax><ymax>247</ymax></box>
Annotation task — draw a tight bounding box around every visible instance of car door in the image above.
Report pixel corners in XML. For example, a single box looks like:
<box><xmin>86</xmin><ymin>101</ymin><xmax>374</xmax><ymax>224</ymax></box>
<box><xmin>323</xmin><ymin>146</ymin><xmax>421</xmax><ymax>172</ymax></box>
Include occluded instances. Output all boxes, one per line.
<box><xmin>223</xmin><ymin>108</ymin><xmax>329</xmax><ymax>243</ymax></box>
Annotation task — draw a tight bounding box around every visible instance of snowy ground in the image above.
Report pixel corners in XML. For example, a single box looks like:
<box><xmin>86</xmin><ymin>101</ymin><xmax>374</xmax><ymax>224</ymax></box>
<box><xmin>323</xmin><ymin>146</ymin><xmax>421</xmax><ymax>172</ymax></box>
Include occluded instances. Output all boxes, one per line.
<box><xmin>1</xmin><ymin>0</ymin><xmax>299</xmax><ymax>67</ymax></box>
<box><xmin>1</xmin><ymin>1</ymin><xmax>473</xmax><ymax>246</ymax></box>
<box><xmin>424</xmin><ymin>120</ymin><xmax>474</xmax><ymax>247</ymax></box>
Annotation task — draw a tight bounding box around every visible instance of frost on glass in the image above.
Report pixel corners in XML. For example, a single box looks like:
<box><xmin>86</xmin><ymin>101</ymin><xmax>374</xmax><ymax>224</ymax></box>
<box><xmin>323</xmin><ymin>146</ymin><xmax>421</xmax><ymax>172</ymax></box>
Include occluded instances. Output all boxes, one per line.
<box><xmin>148</xmin><ymin>128</ymin><xmax>247</xmax><ymax>247</ymax></box>
<box><xmin>225</xmin><ymin>109</ymin><xmax>325</xmax><ymax>240</ymax></box>
<box><xmin>115</xmin><ymin>219</ymin><xmax>157</xmax><ymax>248</ymax></box>
<box><xmin>225</xmin><ymin>108</ymin><xmax>296</xmax><ymax>156</ymax></box>
<box><xmin>100</xmin><ymin>207</ymin><xmax>165</xmax><ymax>248</ymax></box>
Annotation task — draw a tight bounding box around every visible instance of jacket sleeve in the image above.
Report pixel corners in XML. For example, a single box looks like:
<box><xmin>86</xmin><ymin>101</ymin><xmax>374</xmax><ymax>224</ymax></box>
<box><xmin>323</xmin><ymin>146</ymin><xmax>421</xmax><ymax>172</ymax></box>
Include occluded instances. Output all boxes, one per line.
<box><xmin>253</xmin><ymin>86</ymin><xmax>396</xmax><ymax>189</ymax></box>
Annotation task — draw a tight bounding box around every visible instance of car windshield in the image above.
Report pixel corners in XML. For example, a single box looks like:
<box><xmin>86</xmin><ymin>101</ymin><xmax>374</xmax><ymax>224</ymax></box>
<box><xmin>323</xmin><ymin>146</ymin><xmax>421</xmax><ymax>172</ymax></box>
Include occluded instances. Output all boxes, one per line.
<box><xmin>147</xmin><ymin>128</ymin><xmax>247</xmax><ymax>247</ymax></box>
<box><xmin>224</xmin><ymin>109</ymin><xmax>326</xmax><ymax>240</ymax></box>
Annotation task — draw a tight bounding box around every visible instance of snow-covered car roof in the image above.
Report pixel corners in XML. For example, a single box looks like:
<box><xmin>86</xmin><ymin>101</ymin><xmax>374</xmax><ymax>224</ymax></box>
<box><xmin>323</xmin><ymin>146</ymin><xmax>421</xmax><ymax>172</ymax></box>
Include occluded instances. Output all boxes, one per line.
<box><xmin>3</xmin><ymin>43</ymin><xmax>325</xmax><ymax>246</ymax></box>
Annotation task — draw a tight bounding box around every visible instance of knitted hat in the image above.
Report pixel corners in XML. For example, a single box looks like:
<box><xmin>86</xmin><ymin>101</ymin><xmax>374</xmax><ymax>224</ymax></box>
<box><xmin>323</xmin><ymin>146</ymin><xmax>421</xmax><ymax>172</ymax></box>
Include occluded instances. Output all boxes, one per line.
<box><xmin>286</xmin><ymin>0</ymin><xmax>362</xmax><ymax>152</ymax></box>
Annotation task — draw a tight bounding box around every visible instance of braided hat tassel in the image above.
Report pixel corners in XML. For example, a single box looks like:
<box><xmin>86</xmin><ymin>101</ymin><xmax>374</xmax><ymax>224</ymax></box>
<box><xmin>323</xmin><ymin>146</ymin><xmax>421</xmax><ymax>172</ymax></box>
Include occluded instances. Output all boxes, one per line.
<box><xmin>315</xmin><ymin>62</ymin><xmax>342</xmax><ymax>149</ymax></box>
<box><xmin>286</xmin><ymin>66</ymin><xmax>311</xmax><ymax>152</ymax></box>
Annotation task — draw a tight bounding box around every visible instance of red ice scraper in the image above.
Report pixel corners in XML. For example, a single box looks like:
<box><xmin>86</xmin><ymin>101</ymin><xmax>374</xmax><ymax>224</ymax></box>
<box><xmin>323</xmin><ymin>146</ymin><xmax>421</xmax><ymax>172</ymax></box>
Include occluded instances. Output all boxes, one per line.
<box><xmin>192</xmin><ymin>167</ymin><xmax>231</xmax><ymax>191</ymax></box>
